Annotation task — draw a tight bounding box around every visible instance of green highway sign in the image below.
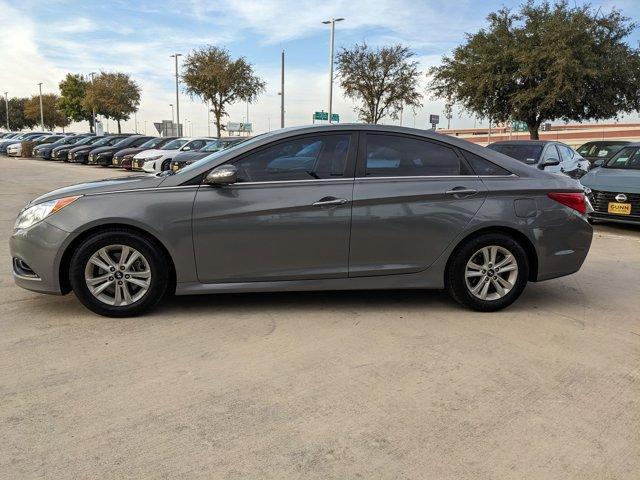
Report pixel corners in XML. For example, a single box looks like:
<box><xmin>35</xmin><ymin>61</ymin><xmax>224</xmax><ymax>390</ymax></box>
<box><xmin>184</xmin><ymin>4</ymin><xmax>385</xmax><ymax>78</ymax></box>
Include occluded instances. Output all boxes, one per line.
<box><xmin>511</xmin><ymin>120</ymin><xmax>528</xmax><ymax>132</ymax></box>
<box><xmin>313</xmin><ymin>111</ymin><xmax>339</xmax><ymax>122</ymax></box>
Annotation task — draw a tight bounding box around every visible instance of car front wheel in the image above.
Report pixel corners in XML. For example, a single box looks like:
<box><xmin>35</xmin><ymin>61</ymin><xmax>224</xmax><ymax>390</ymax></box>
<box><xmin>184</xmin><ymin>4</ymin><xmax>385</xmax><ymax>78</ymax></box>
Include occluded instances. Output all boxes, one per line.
<box><xmin>446</xmin><ymin>232</ymin><xmax>529</xmax><ymax>312</ymax></box>
<box><xmin>69</xmin><ymin>229</ymin><xmax>169</xmax><ymax>317</ymax></box>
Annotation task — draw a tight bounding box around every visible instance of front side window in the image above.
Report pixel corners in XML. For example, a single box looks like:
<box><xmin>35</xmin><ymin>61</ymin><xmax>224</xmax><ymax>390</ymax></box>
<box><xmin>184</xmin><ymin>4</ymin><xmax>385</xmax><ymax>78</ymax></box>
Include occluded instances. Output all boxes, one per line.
<box><xmin>364</xmin><ymin>134</ymin><xmax>468</xmax><ymax>177</ymax></box>
<box><xmin>182</xmin><ymin>140</ymin><xmax>207</xmax><ymax>151</ymax></box>
<box><xmin>605</xmin><ymin>147</ymin><xmax>640</xmax><ymax>170</ymax></box>
<box><xmin>233</xmin><ymin>134</ymin><xmax>351</xmax><ymax>182</ymax></box>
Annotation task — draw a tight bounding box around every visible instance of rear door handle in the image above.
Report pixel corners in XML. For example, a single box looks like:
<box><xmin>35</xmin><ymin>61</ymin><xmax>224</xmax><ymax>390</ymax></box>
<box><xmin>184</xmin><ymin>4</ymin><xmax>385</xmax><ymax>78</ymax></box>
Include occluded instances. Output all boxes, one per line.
<box><xmin>445</xmin><ymin>187</ymin><xmax>478</xmax><ymax>197</ymax></box>
<box><xmin>312</xmin><ymin>197</ymin><xmax>349</xmax><ymax>207</ymax></box>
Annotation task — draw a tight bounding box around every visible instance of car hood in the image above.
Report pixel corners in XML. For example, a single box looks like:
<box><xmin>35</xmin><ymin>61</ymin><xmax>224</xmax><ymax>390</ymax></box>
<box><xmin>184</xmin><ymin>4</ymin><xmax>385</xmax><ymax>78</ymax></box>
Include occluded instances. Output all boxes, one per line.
<box><xmin>173</xmin><ymin>151</ymin><xmax>209</xmax><ymax>162</ymax></box>
<box><xmin>115</xmin><ymin>147</ymin><xmax>144</xmax><ymax>157</ymax></box>
<box><xmin>133</xmin><ymin>148</ymin><xmax>166</xmax><ymax>159</ymax></box>
<box><xmin>69</xmin><ymin>144</ymin><xmax>95</xmax><ymax>153</ymax></box>
<box><xmin>90</xmin><ymin>146</ymin><xmax>116</xmax><ymax>155</ymax></box>
<box><xmin>30</xmin><ymin>174</ymin><xmax>164</xmax><ymax>205</ymax></box>
<box><xmin>581</xmin><ymin>167</ymin><xmax>640</xmax><ymax>193</ymax></box>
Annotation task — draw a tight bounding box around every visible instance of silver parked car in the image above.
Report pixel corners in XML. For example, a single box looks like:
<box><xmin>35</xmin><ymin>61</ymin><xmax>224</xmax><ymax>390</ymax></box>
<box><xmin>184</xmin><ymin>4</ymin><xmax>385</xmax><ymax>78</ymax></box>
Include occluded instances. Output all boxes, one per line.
<box><xmin>581</xmin><ymin>143</ymin><xmax>640</xmax><ymax>225</ymax></box>
<box><xmin>11</xmin><ymin>125</ymin><xmax>593</xmax><ymax>317</ymax></box>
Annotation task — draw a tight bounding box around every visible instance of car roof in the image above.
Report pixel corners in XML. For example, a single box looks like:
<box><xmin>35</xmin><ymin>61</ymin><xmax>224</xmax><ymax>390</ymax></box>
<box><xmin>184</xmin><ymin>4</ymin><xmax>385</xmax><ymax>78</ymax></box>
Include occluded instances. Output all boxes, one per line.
<box><xmin>489</xmin><ymin>140</ymin><xmax>554</xmax><ymax>145</ymax></box>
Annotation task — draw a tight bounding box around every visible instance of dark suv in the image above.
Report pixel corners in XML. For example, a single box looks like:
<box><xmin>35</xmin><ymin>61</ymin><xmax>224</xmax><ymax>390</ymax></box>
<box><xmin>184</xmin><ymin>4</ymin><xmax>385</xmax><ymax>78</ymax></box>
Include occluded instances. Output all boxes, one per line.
<box><xmin>88</xmin><ymin>135</ymin><xmax>155</xmax><ymax>166</ymax></box>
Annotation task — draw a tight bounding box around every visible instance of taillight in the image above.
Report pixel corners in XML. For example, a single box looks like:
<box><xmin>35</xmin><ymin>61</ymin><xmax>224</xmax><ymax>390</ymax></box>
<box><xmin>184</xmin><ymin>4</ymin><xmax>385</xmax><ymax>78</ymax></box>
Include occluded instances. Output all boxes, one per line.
<box><xmin>547</xmin><ymin>192</ymin><xmax>587</xmax><ymax>214</ymax></box>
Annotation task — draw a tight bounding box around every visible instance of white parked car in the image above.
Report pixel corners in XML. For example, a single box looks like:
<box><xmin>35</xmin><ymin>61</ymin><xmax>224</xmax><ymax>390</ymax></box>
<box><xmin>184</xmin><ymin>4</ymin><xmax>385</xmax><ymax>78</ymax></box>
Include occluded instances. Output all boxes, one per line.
<box><xmin>7</xmin><ymin>142</ymin><xmax>25</xmax><ymax>157</ymax></box>
<box><xmin>131</xmin><ymin>137</ymin><xmax>212</xmax><ymax>173</ymax></box>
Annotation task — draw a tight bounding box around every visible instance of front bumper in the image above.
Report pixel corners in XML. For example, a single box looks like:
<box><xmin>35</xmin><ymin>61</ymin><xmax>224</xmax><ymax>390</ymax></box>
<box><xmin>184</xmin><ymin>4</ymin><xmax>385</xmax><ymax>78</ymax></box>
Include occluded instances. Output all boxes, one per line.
<box><xmin>88</xmin><ymin>154</ymin><xmax>113</xmax><ymax>166</ymax></box>
<box><xmin>10</xmin><ymin>221</ymin><xmax>73</xmax><ymax>295</ymax></box>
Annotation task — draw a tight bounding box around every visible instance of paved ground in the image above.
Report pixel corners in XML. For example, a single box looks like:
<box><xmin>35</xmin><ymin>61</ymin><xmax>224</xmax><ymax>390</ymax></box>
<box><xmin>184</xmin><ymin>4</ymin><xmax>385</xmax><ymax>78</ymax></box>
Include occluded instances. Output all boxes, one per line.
<box><xmin>1</xmin><ymin>156</ymin><xmax>639</xmax><ymax>479</ymax></box>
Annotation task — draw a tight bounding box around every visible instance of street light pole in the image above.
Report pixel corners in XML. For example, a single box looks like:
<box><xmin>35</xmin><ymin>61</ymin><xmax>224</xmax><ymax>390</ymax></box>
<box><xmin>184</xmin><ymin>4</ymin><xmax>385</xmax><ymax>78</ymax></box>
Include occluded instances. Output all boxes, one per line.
<box><xmin>89</xmin><ymin>72</ymin><xmax>96</xmax><ymax>133</ymax></box>
<box><xmin>322</xmin><ymin>18</ymin><xmax>344</xmax><ymax>124</ymax></box>
<box><xmin>280</xmin><ymin>49</ymin><xmax>285</xmax><ymax>128</ymax></box>
<box><xmin>170</xmin><ymin>53</ymin><xmax>182</xmax><ymax>135</ymax></box>
<box><xmin>170</xmin><ymin>104</ymin><xmax>174</xmax><ymax>124</ymax></box>
<box><xmin>4</xmin><ymin>92</ymin><xmax>8</xmax><ymax>131</ymax></box>
<box><xmin>37</xmin><ymin>83</ymin><xmax>44</xmax><ymax>130</ymax></box>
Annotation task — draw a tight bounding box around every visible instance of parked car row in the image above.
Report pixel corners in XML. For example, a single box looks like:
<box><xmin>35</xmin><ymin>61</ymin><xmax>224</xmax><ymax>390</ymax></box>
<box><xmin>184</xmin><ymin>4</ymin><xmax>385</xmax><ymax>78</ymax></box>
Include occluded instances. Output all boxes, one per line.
<box><xmin>0</xmin><ymin>131</ymin><xmax>249</xmax><ymax>173</ymax></box>
<box><xmin>486</xmin><ymin>139</ymin><xmax>638</xmax><ymax>225</ymax></box>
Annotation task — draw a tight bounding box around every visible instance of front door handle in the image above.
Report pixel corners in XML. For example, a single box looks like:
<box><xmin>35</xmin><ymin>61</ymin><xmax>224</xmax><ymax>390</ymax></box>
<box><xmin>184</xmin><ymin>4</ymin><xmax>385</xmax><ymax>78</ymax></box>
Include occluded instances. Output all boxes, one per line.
<box><xmin>445</xmin><ymin>187</ymin><xmax>478</xmax><ymax>197</ymax></box>
<box><xmin>312</xmin><ymin>197</ymin><xmax>349</xmax><ymax>207</ymax></box>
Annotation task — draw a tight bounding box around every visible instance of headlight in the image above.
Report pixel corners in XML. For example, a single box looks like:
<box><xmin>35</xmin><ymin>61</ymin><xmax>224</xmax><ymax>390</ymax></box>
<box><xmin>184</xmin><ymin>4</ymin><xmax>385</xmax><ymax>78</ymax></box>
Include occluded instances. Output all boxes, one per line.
<box><xmin>14</xmin><ymin>196</ymin><xmax>81</xmax><ymax>230</ymax></box>
<box><xmin>144</xmin><ymin>155</ymin><xmax>162</xmax><ymax>162</ymax></box>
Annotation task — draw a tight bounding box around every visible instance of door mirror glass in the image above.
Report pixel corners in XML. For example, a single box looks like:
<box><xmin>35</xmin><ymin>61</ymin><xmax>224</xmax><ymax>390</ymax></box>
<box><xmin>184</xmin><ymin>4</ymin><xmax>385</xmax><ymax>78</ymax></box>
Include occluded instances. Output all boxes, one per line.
<box><xmin>593</xmin><ymin>158</ymin><xmax>605</xmax><ymax>167</ymax></box>
<box><xmin>204</xmin><ymin>165</ymin><xmax>237</xmax><ymax>185</ymax></box>
<box><xmin>539</xmin><ymin>157</ymin><xmax>560</xmax><ymax>169</ymax></box>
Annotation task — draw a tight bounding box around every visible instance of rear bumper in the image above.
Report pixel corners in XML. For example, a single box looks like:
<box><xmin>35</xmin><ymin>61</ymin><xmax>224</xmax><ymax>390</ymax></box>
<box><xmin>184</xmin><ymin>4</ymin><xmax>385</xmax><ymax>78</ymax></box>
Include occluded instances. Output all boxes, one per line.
<box><xmin>533</xmin><ymin>211</ymin><xmax>593</xmax><ymax>282</ymax></box>
<box><xmin>590</xmin><ymin>212</ymin><xmax>640</xmax><ymax>225</ymax></box>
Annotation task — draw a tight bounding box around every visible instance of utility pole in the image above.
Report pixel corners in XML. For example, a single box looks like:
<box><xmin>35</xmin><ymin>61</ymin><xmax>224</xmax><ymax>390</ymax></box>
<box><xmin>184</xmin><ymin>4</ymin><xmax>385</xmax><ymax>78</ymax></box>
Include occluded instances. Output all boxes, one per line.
<box><xmin>37</xmin><ymin>83</ymin><xmax>44</xmax><ymax>130</ymax></box>
<box><xmin>322</xmin><ymin>18</ymin><xmax>344</xmax><ymax>123</ymax></box>
<box><xmin>89</xmin><ymin>72</ymin><xmax>96</xmax><ymax>133</ymax></box>
<box><xmin>3</xmin><ymin>92</ymin><xmax>8</xmax><ymax>130</ymax></box>
<box><xmin>280</xmin><ymin>50</ymin><xmax>285</xmax><ymax>128</ymax></box>
<box><xmin>170</xmin><ymin>53</ymin><xmax>182</xmax><ymax>135</ymax></box>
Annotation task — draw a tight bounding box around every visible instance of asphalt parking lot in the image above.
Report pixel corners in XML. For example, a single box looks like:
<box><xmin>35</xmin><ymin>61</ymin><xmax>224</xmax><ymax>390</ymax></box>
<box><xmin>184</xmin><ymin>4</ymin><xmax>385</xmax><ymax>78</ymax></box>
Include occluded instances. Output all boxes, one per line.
<box><xmin>1</xmin><ymin>156</ymin><xmax>639</xmax><ymax>479</ymax></box>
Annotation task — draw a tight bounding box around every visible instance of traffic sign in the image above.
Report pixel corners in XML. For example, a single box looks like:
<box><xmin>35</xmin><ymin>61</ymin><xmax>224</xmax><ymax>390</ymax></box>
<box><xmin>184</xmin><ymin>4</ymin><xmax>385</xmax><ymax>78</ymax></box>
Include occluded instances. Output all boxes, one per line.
<box><xmin>429</xmin><ymin>114</ymin><xmax>440</xmax><ymax>125</ymax></box>
<box><xmin>313</xmin><ymin>111</ymin><xmax>339</xmax><ymax>122</ymax></box>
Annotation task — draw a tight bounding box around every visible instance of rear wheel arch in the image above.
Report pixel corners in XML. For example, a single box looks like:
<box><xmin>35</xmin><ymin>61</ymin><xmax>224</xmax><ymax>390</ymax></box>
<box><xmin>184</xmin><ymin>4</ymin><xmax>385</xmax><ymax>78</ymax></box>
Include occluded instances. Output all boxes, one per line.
<box><xmin>445</xmin><ymin>226</ymin><xmax>539</xmax><ymax>282</ymax></box>
<box><xmin>59</xmin><ymin>224</ymin><xmax>176</xmax><ymax>295</ymax></box>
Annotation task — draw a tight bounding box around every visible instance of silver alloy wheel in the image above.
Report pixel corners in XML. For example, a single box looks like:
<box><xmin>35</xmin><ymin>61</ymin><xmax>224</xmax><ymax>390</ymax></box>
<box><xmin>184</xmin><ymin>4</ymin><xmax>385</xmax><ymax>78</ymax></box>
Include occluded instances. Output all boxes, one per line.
<box><xmin>84</xmin><ymin>245</ymin><xmax>151</xmax><ymax>306</ymax></box>
<box><xmin>464</xmin><ymin>245</ymin><xmax>519</xmax><ymax>301</ymax></box>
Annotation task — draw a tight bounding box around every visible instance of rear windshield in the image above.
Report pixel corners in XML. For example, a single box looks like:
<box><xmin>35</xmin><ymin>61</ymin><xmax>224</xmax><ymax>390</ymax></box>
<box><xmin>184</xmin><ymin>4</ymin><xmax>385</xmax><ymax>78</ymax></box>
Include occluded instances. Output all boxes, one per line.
<box><xmin>604</xmin><ymin>147</ymin><xmax>640</xmax><ymax>170</ymax></box>
<box><xmin>488</xmin><ymin>144</ymin><xmax>543</xmax><ymax>164</ymax></box>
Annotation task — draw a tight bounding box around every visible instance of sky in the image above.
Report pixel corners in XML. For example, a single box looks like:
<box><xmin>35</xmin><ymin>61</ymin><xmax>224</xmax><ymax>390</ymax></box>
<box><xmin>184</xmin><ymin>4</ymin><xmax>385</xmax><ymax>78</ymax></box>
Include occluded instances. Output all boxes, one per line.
<box><xmin>1</xmin><ymin>0</ymin><xmax>639</xmax><ymax>135</ymax></box>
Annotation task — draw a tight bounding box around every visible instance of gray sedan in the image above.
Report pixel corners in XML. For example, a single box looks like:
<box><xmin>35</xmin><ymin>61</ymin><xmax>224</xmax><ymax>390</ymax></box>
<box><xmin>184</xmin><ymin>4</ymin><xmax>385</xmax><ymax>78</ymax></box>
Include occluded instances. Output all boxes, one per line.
<box><xmin>10</xmin><ymin>125</ymin><xmax>593</xmax><ymax>317</ymax></box>
<box><xmin>581</xmin><ymin>143</ymin><xmax>640</xmax><ymax>225</ymax></box>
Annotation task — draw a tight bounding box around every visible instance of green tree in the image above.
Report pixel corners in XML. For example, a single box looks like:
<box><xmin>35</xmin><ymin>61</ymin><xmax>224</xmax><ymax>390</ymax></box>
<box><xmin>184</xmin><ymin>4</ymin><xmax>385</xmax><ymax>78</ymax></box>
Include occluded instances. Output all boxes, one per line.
<box><xmin>182</xmin><ymin>46</ymin><xmax>266</xmax><ymax>137</ymax></box>
<box><xmin>0</xmin><ymin>97</ymin><xmax>37</xmax><ymax>130</ymax></box>
<box><xmin>58</xmin><ymin>73</ymin><xmax>94</xmax><ymax>132</ymax></box>
<box><xmin>24</xmin><ymin>94</ymin><xmax>71</xmax><ymax>131</ymax></box>
<box><xmin>429</xmin><ymin>1</ymin><xmax>640</xmax><ymax>139</ymax></box>
<box><xmin>336</xmin><ymin>43</ymin><xmax>423</xmax><ymax>124</ymax></box>
<box><xmin>83</xmin><ymin>72</ymin><xmax>141</xmax><ymax>133</ymax></box>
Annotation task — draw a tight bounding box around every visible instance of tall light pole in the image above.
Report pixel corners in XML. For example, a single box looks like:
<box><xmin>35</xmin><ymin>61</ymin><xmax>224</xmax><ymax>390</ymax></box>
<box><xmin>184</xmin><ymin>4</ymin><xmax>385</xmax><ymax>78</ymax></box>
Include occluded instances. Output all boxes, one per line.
<box><xmin>322</xmin><ymin>18</ymin><xmax>344</xmax><ymax>124</ymax></box>
<box><xmin>4</xmin><ymin>92</ymin><xmax>8</xmax><ymax>131</ymax></box>
<box><xmin>89</xmin><ymin>72</ymin><xmax>97</xmax><ymax>133</ymax></box>
<box><xmin>170</xmin><ymin>53</ymin><xmax>182</xmax><ymax>135</ymax></box>
<box><xmin>37</xmin><ymin>83</ymin><xmax>44</xmax><ymax>130</ymax></box>
<box><xmin>280</xmin><ymin>50</ymin><xmax>285</xmax><ymax>128</ymax></box>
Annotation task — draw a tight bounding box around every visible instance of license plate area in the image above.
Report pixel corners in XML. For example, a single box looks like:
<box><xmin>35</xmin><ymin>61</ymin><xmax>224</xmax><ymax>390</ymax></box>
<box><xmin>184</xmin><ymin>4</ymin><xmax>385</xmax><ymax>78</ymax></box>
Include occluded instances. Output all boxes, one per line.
<box><xmin>608</xmin><ymin>202</ymin><xmax>631</xmax><ymax>215</ymax></box>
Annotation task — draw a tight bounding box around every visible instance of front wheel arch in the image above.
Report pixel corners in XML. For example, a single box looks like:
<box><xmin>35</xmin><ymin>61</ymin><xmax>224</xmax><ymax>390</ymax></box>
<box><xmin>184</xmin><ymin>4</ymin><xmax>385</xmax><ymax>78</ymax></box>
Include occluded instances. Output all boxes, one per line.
<box><xmin>445</xmin><ymin>226</ymin><xmax>538</xmax><ymax>283</ymax></box>
<box><xmin>59</xmin><ymin>224</ymin><xmax>176</xmax><ymax>296</ymax></box>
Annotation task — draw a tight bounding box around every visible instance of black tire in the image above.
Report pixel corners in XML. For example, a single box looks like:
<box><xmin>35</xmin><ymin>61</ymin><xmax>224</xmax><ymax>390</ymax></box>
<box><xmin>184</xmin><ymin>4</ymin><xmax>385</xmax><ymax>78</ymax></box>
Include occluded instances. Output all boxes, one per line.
<box><xmin>69</xmin><ymin>229</ymin><xmax>170</xmax><ymax>317</ymax></box>
<box><xmin>446</xmin><ymin>232</ymin><xmax>529</xmax><ymax>312</ymax></box>
<box><xmin>161</xmin><ymin>159</ymin><xmax>171</xmax><ymax>171</ymax></box>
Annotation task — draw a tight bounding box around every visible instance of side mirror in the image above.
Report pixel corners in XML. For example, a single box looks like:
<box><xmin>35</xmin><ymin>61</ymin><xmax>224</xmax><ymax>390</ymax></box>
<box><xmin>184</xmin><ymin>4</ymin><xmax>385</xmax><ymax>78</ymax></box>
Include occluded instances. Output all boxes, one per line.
<box><xmin>538</xmin><ymin>158</ymin><xmax>560</xmax><ymax>169</ymax></box>
<box><xmin>204</xmin><ymin>164</ymin><xmax>237</xmax><ymax>186</ymax></box>
<box><xmin>593</xmin><ymin>159</ymin><xmax>604</xmax><ymax>167</ymax></box>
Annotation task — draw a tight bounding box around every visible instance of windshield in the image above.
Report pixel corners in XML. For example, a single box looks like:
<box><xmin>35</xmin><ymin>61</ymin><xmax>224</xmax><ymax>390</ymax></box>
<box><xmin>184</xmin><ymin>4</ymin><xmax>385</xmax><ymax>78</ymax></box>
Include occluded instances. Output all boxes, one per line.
<box><xmin>604</xmin><ymin>146</ymin><xmax>640</xmax><ymax>170</ymax></box>
<box><xmin>578</xmin><ymin>142</ymin><xmax>627</xmax><ymax>159</ymax></box>
<box><xmin>201</xmin><ymin>140</ymin><xmax>225</xmax><ymax>152</ymax></box>
<box><xmin>488</xmin><ymin>144</ymin><xmax>543</xmax><ymax>164</ymax></box>
<box><xmin>174</xmin><ymin>134</ymin><xmax>266</xmax><ymax>176</ymax></box>
<box><xmin>74</xmin><ymin>136</ymin><xmax>98</xmax><ymax>146</ymax></box>
<box><xmin>140</xmin><ymin>137</ymin><xmax>164</xmax><ymax>148</ymax></box>
<box><xmin>91</xmin><ymin>136</ymin><xmax>116</xmax><ymax>147</ymax></box>
<box><xmin>111</xmin><ymin>137</ymin><xmax>133</xmax><ymax>148</ymax></box>
<box><xmin>160</xmin><ymin>139</ymin><xmax>189</xmax><ymax>150</ymax></box>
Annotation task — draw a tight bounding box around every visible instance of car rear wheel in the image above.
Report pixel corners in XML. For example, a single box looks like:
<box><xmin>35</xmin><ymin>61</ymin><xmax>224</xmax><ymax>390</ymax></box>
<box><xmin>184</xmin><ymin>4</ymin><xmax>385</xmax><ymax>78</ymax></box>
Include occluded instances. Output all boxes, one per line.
<box><xmin>446</xmin><ymin>232</ymin><xmax>529</xmax><ymax>312</ymax></box>
<box><xmin>69</xmin><ymin>230</ymin><xmax>169</xmax><ymax>317</ymax></box>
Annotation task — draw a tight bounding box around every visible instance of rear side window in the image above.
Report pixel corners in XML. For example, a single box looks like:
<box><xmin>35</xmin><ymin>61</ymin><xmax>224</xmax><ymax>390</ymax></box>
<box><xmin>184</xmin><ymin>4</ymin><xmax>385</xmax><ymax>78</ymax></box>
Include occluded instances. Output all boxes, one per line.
<box><xmin>364</xmin><ymin>134</ymin><xmax>469</xmax><ymax>177</ymax></box>
<box><xmin>462</xmin><ymin>151</ymin><xmax>511</xmax><ymax>176</ymax></box>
